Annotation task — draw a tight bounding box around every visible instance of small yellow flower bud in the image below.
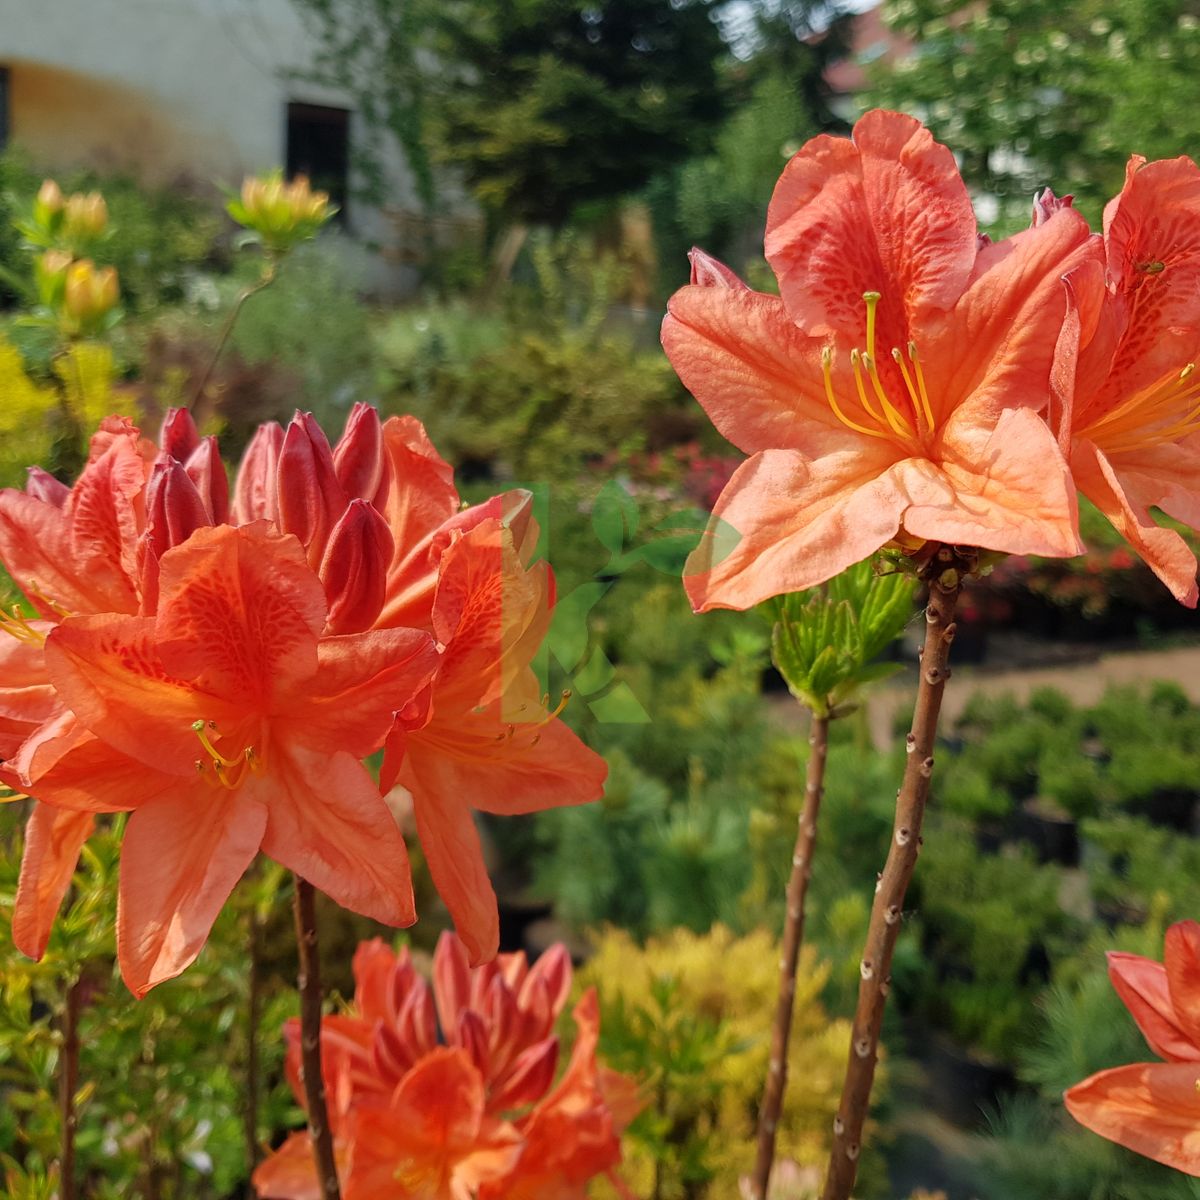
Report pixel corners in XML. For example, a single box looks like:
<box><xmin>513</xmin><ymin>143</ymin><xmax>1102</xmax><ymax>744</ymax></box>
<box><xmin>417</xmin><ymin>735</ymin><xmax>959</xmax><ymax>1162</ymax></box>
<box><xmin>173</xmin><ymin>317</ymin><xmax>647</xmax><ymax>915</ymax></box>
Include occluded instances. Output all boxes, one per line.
<box><xmin>229</xmin><ymin>169</ymin><xmax>335</xmax><ymax>254</ymax></box>
<box><xmin>36</xmin><ymin>179</ymin><xmax>65</xmax><ymax>219</ymax></box>
<box><xmin>62</xmin><ymin>259</ymin><xmax>120</xmax><ymax>333</ymax></box>
<box><xmin>63</xmin><ymin>192</ymin><xmax>109</xmax><ymax>241</ymax></box>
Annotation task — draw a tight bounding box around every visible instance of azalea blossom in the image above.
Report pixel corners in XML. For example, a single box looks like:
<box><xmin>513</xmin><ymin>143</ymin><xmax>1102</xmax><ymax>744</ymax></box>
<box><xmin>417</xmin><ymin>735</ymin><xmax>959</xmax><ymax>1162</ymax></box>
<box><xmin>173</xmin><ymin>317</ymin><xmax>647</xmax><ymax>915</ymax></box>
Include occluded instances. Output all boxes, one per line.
<box><xmin>6</xmin><ymin>522</ymin><xmax>438</xmax><ymax>995</ymax></box>
<box><xmin>1056</xmin><ymin>155</ymin><xmax>1200</xmax><ymax>606</ymax></box>
<box><xmin>662</xmin><ymin>108</ymin><xmax>1099</xmax><ymax>611</ymax></box>
<box><xmin>1065</xmin><ymin>920</ymin><xmax>1200</xmax><ymax>1173</ymax></box>
<box><xmin>253</xmin><ymin>935</ymin><xmax>638</xmax><ymax>1200</ymax></box>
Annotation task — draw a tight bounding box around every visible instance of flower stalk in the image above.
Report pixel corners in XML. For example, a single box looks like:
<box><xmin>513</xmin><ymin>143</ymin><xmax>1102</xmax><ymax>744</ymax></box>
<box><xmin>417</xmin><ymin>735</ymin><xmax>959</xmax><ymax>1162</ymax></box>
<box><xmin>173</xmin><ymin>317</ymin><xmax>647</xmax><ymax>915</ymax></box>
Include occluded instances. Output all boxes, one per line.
<box><xmin>820</xmin><ymin>549</ymin><xmax>965</xmax><ymax>1200</ymax></box>
<box><xmin>750</xmin><ymin>711</ymin><xmax>830</xmax><ymax>1200</ymax></box>
<box><xmin>58</xmin><ymin>972</ymin><xmax>83</xmax><ymax>1200</ymax></box>
<box><xmin>292</xmin><ymin>876</ymin><xmax>341</xmax><ymax>1200</ymax></box>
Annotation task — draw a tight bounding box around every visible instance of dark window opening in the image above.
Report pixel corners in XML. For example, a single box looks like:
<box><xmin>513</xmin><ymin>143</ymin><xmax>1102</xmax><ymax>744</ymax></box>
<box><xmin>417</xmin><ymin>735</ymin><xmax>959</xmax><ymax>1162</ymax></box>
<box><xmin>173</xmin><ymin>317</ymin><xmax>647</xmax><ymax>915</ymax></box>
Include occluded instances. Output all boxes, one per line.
<box><xmin>0</xmin><ymin>68</ymin><xmax>10</xmax><ymax>151</ymax></box>
<box><xmin>286</xmin><ymin>102</ymin><xmax>350</xmax><ymax>225</ymax></box>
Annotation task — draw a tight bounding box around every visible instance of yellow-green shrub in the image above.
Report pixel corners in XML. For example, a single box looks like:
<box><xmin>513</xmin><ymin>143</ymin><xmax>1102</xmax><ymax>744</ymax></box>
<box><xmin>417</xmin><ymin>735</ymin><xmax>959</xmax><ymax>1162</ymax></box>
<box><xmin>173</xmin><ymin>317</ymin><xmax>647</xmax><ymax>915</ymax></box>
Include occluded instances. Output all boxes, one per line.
<box><xmin>581</xmin><ymin>924</ymin><xmax>883</xmax><ymax>1198</ymax></box>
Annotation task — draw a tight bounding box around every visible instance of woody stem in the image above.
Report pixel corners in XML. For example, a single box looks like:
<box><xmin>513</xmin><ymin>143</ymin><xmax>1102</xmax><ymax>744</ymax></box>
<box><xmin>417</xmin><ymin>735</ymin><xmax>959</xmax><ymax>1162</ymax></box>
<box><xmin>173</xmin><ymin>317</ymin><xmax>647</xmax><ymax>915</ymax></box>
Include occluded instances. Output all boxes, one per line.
<box><xmin>244</xmin><ymin>891</ymin><xmax>263</xmax><ymax>1181</ymax></box>
<box><xmin>750</xmin><ymin>711</ymin><xmax>831</xmax><ymax>1200</ymax></box>
<box><xmin>59</xmin><ymin>971</ymin><xmax>83</xmax><ymax>1200</ymax></box>
<box><xmin>292</xmin><ymin>876</ymin><xmax>341</xmax><ymax>1200</ymax></box>
<box><xmin>820</xmin><ymin>572</ymin><xmax>961</xmax><ymax>1200</ymax></box>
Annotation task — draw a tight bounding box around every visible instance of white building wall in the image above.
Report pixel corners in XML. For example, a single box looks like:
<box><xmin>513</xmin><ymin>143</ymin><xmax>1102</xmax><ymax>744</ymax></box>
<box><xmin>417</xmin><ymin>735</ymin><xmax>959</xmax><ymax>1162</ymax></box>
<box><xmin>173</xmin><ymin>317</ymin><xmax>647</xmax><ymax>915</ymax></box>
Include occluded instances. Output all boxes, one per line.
<box><xmin>0</xmin><ymin>0</ymin><xmax>431</xmax><ymax>292</ymax></box>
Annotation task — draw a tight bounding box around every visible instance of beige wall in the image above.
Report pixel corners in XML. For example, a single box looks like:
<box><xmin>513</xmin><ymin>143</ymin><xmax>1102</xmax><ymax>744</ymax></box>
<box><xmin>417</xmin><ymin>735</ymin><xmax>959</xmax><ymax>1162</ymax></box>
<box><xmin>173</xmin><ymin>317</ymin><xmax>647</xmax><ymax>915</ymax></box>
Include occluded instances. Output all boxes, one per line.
<box><xmin>0</xmin><ymin>0</ymin><xmax>429</xmax><ymax>290</ymax></box>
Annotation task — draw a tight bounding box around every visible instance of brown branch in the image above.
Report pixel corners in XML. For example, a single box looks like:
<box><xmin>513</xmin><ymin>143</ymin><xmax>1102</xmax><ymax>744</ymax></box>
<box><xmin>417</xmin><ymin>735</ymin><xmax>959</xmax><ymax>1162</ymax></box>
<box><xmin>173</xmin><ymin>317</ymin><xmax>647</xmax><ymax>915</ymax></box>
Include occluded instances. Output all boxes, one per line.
<box><xmin>749</xmin><ymin>712</ymin><xmax>830</xmax><ymax>1200</ymax></box>
<box><xmin>244</xmin><ymin>893</ymin><xmax>263</xmax><ymax>1185</ymax></box>
<box><xmin>58</xmin><ymin>973</ymin><xmax>83</xmax><ymax>1200</ymax></box>
<box><xmin>292</xmin><ymin>876</ymin><xmax>341</xmax><ymax>1200</ymax></box>
<box><xmin>820</xmin><ymin>558</ymin><xmax>964</xmax><ymax>1200</ymax></box>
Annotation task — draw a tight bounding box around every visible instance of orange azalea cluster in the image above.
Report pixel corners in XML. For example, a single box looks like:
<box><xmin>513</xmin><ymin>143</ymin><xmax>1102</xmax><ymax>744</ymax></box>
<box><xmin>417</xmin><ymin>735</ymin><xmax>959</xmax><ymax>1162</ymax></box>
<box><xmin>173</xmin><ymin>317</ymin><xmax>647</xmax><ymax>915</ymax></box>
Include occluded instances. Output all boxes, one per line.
<box><xmin>253</xmin><ymin>934</ymin><xmax>639</xmax><ymax>1200</ymax></box>
<box><xmin>664</xmin><ymin>109</ymin><xmax>1200</xmax><ymax>613</ymax></box>
<box><xmin>0</xmin><ymin>406</ymin><xmax>606</xmax><ymax>995</ymax></box>
<box><xmin>1066</xmin><ymin>921</ymin><xmax>1200</xmax><ymax>1175</ymax></box>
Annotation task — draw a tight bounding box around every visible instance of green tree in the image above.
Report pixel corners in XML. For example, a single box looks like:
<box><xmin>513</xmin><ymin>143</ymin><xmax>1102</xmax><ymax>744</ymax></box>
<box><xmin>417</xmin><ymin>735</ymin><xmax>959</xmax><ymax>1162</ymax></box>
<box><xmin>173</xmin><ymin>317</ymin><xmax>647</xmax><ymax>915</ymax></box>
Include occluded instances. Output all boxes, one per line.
<box><xmin>289</xmin><ymin>0</ymin><xmax>732</xmax><ymax>231</ymax></box>
<box><xmin>870</xmin><ymin>0</ymin><xmax>1200</xmax><ymax>225</ymax></box>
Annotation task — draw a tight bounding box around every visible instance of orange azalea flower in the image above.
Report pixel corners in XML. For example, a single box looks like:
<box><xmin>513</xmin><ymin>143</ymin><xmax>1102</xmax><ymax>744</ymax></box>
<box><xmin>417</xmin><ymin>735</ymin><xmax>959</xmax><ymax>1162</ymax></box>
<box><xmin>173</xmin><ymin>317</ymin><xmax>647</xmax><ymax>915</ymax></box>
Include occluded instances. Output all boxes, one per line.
<box><xmin>254</xmin><ymin>935</ymin><xmax>636</xmax><ymax>1200</ymax></box>
<box><xmin>1057</xmin><ymin>156</ymin><xmax>1200</xmax><ymax>606</ymax></box>
<box><xmin>662</xmin><ymin>109</ymin><xmax>1097</xmax><ymax>611</ymax></box>
<box><xmin>1065</xmin><ymin>920</ymin><xmax>1200</xmax><ymax>1174</ymax></box>
<box><xmin>381</xmin><ymin>517</ymin><xmax>607</xmax><ymax>964</ymax></box>
<box><xmin>9</xmin><ymin>523</ymin><xmax>438</xmax><ymax>994</ymax></box>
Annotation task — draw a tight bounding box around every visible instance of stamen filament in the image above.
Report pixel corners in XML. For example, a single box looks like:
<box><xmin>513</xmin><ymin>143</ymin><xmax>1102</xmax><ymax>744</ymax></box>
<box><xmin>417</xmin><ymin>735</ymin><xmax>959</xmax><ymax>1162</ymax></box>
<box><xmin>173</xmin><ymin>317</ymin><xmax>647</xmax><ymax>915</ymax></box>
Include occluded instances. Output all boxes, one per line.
<box><xmin>850</xmin><ymin>350</ymin><xmax>886</xmax><ymax>425</ymax></box>
<box><xmin>908</xmin><ymin>342</ymin><xmax>937</xmax><ymax>432</ymax></box>
<box><xmin>862</xmin><ymin>352</ymin><xmax>916</xmax><ymax>439</ymax></box>
<box><xmin>0</xmin><ymin>607</ymin><xmax>46</xmax><ymax>645</ymax></box>
<box><xmin>822</xmin><ymin>348</ymin><xmax>890</xmax><ymax>439</ymax></box>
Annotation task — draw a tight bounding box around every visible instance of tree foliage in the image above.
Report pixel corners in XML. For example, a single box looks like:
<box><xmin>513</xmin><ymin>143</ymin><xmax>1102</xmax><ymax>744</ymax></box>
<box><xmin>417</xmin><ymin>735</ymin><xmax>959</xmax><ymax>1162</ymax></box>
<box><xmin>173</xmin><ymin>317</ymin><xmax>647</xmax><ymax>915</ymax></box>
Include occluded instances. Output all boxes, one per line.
<box><xmin>870</xmin><ymin>0</ymin><xmax>1200</xmax><ymax>223</ymax></box>
<box><xmin>288</xmin><ymin>0</ymin><xmax>733</xmax><ymax>227</ymax></box>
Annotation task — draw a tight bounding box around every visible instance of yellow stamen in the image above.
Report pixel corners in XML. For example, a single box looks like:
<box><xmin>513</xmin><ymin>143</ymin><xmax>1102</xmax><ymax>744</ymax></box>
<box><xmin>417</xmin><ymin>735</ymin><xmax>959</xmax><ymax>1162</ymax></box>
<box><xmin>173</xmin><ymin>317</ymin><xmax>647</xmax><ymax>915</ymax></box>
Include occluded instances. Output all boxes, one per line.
<box><xmin>850</xmin><ymin>350</ymin><xmax>886</xmax><ymax>425</ymax></box>
<box><xmin>191</xmin><ymin>720</ymin><xmax>257</xmax><ymax>789</ymax></box>
<box><xmin>908</xmin><ymin>343</ymin><xmax>936</xmax><ymax>432</ymax></box>
<box><xmin>862</xmin><ymin>351</ymin><xmax>916</xmax><ymax>439</ymax></box>
<box><xmin>822</xmin><ymin>347</ymin><xmax>889</xmax><ymax>439</ymax></box>
<box><xmin>0</xmin><ymin>607</ymin><xmax>45</xmax><ymax>645</ymax></box>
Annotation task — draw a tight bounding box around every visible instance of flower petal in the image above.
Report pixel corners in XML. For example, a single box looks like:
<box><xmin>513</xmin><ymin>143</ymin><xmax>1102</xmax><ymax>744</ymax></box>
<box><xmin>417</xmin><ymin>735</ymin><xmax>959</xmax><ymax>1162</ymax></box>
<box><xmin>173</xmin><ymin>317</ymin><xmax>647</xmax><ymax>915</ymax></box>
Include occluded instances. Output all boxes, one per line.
<box><xmin>1165</xmin><ymin>922</ymin><xmax>1200</xmax><ymax>1049</ymax></box>
<box><xmin>13</xmin><ymin>804</ymin><xmax>94</xmax><ymax>959</ymax></box>
<box><xmin>289</xmin><ymin>628</ymin><xmax>440</xmax><ymax>758</ymax></box>
<box><xmin>1108</xmin><ymin>951</ymin><xmax>1200</xmax><ymax>1063</ymax></box>
<box><xmin>1065</xmin><ymin>1061</ymin><xmax>1200</xmax><ymax>1175</ymax></box>
<box><xmin>117</xmin><ymin>783</ymin><xmax>266</xmax><ymax>995</ymax></box>
<box><xmin>260</xmin><ymin>744</ymin><xmax>416</xmax><ymax>928</ymax></box>
<box><xmin>44</xmin><ymin>615</ymin><xmax>213</xmax><ymax>772</ymax></box>
<box><xmin>410</xmin><ymin>787</ymin><xmax>499</xmax><ymax>965</ymax></box>
<box><xmin>154</xmin><ymin>524</ymin><xmax>325</xmax><ymax>701</ymax></box>
<box><xmin>682</xmin><ymin>444</ymin><xmax>905</xmax><ymax>611</ymax></box>
<box><xmin>1071</xmin><ymin>438</ymin><xmax>1199</xmax><ymax>605</ymax></box>
<box><xmin>661</xmin><ymin>276</ymin><xmax>844</xmax><ymax>454</ymax></box>
<box><xmin>252</xmin><ymin>1131</ymin><xmax>321</xmax><ymax>1200</ymax></box>
<box><xmin>766</xmin><ymin>109</ymin><xmax>977</xmax><ymax>342</ymax></box>
<box><xmin>912</xmin><ymin>406</ymin><xmax>1083</xmax><ymax>558</ymax></box>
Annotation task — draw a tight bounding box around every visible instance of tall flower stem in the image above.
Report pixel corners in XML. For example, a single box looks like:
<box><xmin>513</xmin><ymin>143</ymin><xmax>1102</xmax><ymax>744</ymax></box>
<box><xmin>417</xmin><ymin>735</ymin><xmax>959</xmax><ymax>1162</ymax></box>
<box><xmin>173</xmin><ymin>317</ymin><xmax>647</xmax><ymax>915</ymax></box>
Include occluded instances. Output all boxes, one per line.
<box><xmin>188</xmin><ymin>262</ymin><xmax>278</xmax><ymax>411</ymax></box>
<box><xmin>292</xmin><ymin>876</ymin><xmax>341</xmax><ymax>1200</ymax></box>
<box><xmin>821</xmin><ymin>558</ymin><xmax>964</xmax><ymax>1200</ymax></box>
<box><xmin>750</xmin><ymin>711</ymin><xmax>831</xmax><ymax>1200</ymax></box>
<box><xmin>244</xmin><ymin>896</ymin><xmax>263</xmax><ymax>1181</ymax></box>
<box><xmin>58</xmin><ymin>972</ymin><xmax>83</xmax><ymax>1200</ymax></box>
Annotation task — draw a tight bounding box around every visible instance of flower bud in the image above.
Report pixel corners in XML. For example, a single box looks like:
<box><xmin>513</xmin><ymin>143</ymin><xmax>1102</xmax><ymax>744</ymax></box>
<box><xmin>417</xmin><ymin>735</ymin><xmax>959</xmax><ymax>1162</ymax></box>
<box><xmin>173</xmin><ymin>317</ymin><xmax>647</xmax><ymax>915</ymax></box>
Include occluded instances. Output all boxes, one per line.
<box><xmin>139</xmin><ymin>458</ymin><xmax>211</xmax><ymax>610</ymax></box>
<box><xmin>185</xmin><ymin>436</ymin><xmax>230</xmax><ymax>525</ymax></box>
<box><xmin>228</xmin><ymin>170</ymin><xmax>334</xmax><ymax>255</ymax></box>
<box><xmin>62</xmin><ymin>259</ymin><xmax>119</xmax><ymax>334</ymax></box>
<box><xmin>521</xmin><ymin>942</ymin><xmax>572</xmax><ymax>1018</ymax></box>
<box><xmin>63</xmin><ymin>191</ymin><xmax>108</xmax><ymax>242</ymax></box>
<box><xmin>231</xmin><ymin>421</ymin><xmax>284</xmax><ymax>524</ymax></box>
<box><xmin>456</xmin><ymin>1009</ymin><xmax>490</xmax><ymax>1077</ymax></box>
<box><xmin>333</xmin><ymin>402</ymin><xmax>389</xmax><ymax>506</ymax></box>
<box><xmin>1031</xmin><ymin>187</ymin><xmax>1074</xmax><ymax>227</ymax></box>
<box><xmin>35</xmin><ymin>249</ymin><xmax>72</xmax><ymax>310</ymax></box>
<box><xmin>319</xmin><ymin>498</ymin><xmax>392</xmax><ymax>634</ymax></box>
<box><xmin>159</xmin><ymin>407</ymin><xmax>200</xmax><ymax>463</ymax></box>
<box><xmin>34</xmin><ymin>179</ymin><xmax>65</xmax><ymax>225</ymax></box>
<box><xmin>276</xmin><ymin>412</ymin><xmax>347</xmax><ymax>562</ymax></box>
<box><xmin>489</xmin><ymin>1037</ymin><xmax>560</xmax><ymax>1112</ymax></box>
<box><xmin>25</xmin><ymin>466</ymin><xmax>69</xmax><ymax>507</ymax></box>
<box><xmin>689</xmin><ymin>246</ymin><xmax>750</xmax><ymax>291</ymax></box>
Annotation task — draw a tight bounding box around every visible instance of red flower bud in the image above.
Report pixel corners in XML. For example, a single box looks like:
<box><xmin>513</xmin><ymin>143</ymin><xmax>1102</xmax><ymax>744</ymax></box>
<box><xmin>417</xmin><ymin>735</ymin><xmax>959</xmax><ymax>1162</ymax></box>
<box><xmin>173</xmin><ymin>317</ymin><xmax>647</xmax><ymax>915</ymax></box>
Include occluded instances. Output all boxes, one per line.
<box><xmin>184</xmin><ymin>437</ymin><xmax>230</xmax><ymax>525</ymax></box>
<box><xmin>488</xmin><ymin>1036</ymin><xmax>559</xmax><ymax>1112</ymax></box>
<box><xmin>25</xmin><ymin>466</ymin><xmax>69</xmax><ymax>507</ymax></box>
<box><xmin>688</xmin><ymin>246</ymin><xmax>750</xmax><ymax>291</ymax></box>
<box><xmin>521</xmin><ymin>943</ymin><xmax>572</xmax><ymax>1018</ymax></box>
<box><xmin>159</xmin><ymin>407</ymin><xmax>200</xmax><ymax>462</ymax></box>
<box><xmin>334</xmin><ymin>402</ymin><xmax>389</xmax><ymax>506</ymax></box>
<box><xmin>319</xmin><ymin>499</ymin><xmax>393</xmax><ymax>634</ymax></box>
<box><xmin>276</xmin><ymin>412</ymin><xmax>347</xmax><ymax>562</ymax></box>
<box><xmin>457</xmin><ymin>1009</ymin><xmax>490</xmax><ymax>1077</ymax></box>
<box><xmin>231</xmin><ymin>421</ymin><xmax>283</xmax><ymax>524</ymax></box>
<box><xmin>139</xmin><ymin>459</ymin><xmax>211</xmax><ymax>611</ymax></box>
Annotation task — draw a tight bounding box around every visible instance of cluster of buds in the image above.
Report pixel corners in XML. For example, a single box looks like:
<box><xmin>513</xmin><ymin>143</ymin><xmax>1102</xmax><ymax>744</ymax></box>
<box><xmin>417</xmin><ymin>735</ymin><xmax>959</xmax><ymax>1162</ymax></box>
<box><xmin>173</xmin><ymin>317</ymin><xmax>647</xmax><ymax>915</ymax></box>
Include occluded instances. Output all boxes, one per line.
<box><xmin>253</xmin><ymin>934</ymin><xmax>639</xmax><ymax>1198</ymax></box>
<box><xmin>25</xmin><ymin>180</ymin><xmax>110</xmax><ymax>253</ymax></box>
<box><xmin>226</xmin><ymin>170</ymin><xmax>335</xmax><ymax>256</ymax></box>
<box><xmin>22</xmin><ymin>180</ymin><xmax>120</xmax><ymax>338</ymax></box>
